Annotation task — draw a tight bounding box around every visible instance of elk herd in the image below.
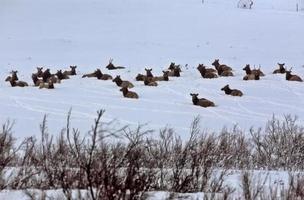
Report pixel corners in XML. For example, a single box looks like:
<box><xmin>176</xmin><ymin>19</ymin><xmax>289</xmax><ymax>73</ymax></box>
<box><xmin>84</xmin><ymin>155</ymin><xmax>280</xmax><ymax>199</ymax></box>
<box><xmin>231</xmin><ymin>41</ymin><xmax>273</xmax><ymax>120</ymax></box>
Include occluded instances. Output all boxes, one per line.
<box><xmin>3</xmin><ymin>59</ymin><xmax>303</xmax><ymax>108</ymax></box>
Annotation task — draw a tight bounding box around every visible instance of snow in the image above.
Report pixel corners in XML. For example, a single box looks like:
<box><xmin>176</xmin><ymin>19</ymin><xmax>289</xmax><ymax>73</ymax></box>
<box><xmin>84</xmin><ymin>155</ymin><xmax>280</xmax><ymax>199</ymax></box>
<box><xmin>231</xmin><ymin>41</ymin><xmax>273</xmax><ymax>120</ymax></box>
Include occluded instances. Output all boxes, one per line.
<box><xmin>0</xmin><ymin>0</ymin><xmax>304</xmax><ymax>140</ymax></box>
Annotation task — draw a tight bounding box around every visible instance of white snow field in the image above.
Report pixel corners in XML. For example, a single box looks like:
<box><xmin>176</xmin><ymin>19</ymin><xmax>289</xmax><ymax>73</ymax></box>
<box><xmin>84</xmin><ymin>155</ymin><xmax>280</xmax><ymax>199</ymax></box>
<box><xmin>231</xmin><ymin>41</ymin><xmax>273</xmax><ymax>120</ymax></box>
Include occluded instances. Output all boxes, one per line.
<box><xmin>0</xmin><ymin>0</ymin><xmax>304</xmax><ymax>140</ymax></box>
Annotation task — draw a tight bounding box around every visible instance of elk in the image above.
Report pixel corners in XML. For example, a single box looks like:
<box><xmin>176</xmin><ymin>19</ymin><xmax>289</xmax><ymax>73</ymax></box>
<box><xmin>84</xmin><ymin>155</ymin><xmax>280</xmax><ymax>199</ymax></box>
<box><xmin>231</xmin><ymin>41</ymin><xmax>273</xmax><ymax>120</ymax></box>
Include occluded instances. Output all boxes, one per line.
<box><xmin>10</xmin><ymin>70</ymin><xmax>19</xmax><ymax>81</ymax></box>
<box><xmin>42</xmin><ymin>69</ymin><xmax>52</xmax><ymax>82</ymax></box>
<box><xmin>39</xmin><ymin>80</ymin><xmax>55</xmax><ymax>89</ymax></box>
<box><xmin>145</xmin><ymin>68</ymin><xmax>154</xmax><ymax>78</ymax></box>
<box><xmin>273</xmin><ymin>63</ymin><xmax>286</xmax><ymax>74</ymax></box>
<box><xmin>212</xmin><ymin>59</ymin><xmax>232</xmax><ymax>72</ymax></box>
<box><xmin>56</xmin><ymin>70</ymin><xmax>70</xmax><ymax>80</ymax></box>
<box><xmin>190</xmin><ymin>93</ymin><xmax>215</xmax><ymax>108</ymax></box>
<box><xmin>63</xmin><ymin>66</ymin><xmax>77</xmax><ymax>76</ymax></box>
<box><xmin>95</xmin><ymin>69</ymin><xmax>112</xmax><ymax>80</ymax></box>
<box><xmin>221</xmin><ymin>84</ymin><xmax>243</xmax><ymax>96</ymax></box>
<box><xmin>243</xmin><ymin>64</ymin><xmax>265</xmax><ymax>76</ymax></box>
<box><xmin>135</xmin><ymin>73</ymin><xmax>146</xmax><ymax>81</ymax></box>
<box><xmin>32</xmin><ymin>73</ymin><xmax>44</xmax><ymax>86</ymax></box>
<box><xmin>152</xmin><ymin>71</ymin><xmax>169</xmax><ymax>81</ymax></box>
<box><xmin>112</xmin><ymin>75</ymin><xmax>134</xmax><ymax>88</ymax></box>
<box><xmin>197</xmin><ymin>64</ymin><xmax>217</xmax><ymax>73</ymax></box>
<box><xmin>144</xmin><ymin>77</ymin><xmax>158</xmax><ymax>86</ymax></box>
<box><xmin>243</xmin><ymin>73</ymin><xmax>260</xmax><ymax>80</ymax></box>
<box><xmin>197</xmin><ymin>64</ymin><xmax>218</xmax><ymax>78</ymax></box>
<box><xmin>82</xmin><ymin>69</ymin><xmax>98</xmax><ymax>78</ymax></box>
<box><xmin>5</xmin><ymin>76</ymin><xmax>28</xmax><ymax>87</ymax></box>
<box><xmin>120</xmin><ymin>87</ymin><xmax>138</xmax><ymax>99</ymax></box>
<box><xmin>168</xmin><ymin>62</ymin><xmax>177</xmax><ymax>71</ymax></box>
<box><xmin>217</xmin><ymin>67</ymin><xmax>234</xmax><ymax>77</ymax></box>
<box><xmin>36</xmin><ymin>67</ymin><xmax>44</xmax><ymax>77</ymax></box>
<box><xmin>168</xmin><ymin>65</ymin><xmax>181</xmax><ymax>77</ymax></box>
<box><xmin>285</xmin><ymin>68</ymin><xmax>303</xmax><ymax>82</ymax></box>
<box><xmin>106</xmin><ymin>58</ymin><xmax>125</xmax><ymax>70</ymax></box>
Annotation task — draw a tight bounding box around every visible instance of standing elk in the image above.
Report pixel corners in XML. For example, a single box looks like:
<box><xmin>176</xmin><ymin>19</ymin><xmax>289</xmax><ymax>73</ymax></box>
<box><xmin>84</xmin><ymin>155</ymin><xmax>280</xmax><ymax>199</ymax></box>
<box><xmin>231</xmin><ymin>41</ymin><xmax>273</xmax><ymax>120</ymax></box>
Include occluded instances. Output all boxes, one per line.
<box><xmin>190</xmin><ymin>93</ymin><xmax>215</xmax><ymax>108</ymax></box>
<box><xmin>221</xmin><ymin>84</ymin><xmax>243</xmax><ymax>96</ymax></box>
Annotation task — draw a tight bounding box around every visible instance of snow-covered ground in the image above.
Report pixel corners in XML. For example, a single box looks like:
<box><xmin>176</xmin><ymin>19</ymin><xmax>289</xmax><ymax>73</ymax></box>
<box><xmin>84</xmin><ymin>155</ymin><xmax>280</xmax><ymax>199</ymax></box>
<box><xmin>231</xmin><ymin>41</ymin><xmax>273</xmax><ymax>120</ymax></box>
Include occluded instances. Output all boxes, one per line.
<box><xmin>1</xmin><ymin>0</ymin><xmax>304</xmax><ymax>140</ymax></box>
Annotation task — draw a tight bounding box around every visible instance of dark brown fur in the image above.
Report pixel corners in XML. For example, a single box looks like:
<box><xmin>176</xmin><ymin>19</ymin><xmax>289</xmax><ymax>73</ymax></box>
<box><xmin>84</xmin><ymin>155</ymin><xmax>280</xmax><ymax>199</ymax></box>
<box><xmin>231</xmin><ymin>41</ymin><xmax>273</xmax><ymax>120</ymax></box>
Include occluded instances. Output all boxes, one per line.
<box><xmin>190</xmin><ymin>93</ymin><xmax>215</xmax><ymax>108</ymax></box>
<box><xmin>106</xmin><ymin>59</ymin><xmax>125</xmax><ymax>70</ymax></box>
<box><xmin>273</xmin><ymin>63</ymin><xmax>286</xmax><ymax>74</ymax></box>
<box><xmin>113</xmin><ymin>75</ymin><xmax>134</xmax><ymax>88</ymax></box>
<box><xmin>95</xmin><ymin>69</ymin><xmax>113</xmax><ymax>80</ymax></box>
<box><xmin>42</xmin><ymin>69</ymin><xmax>52</xmax><ymax>82</ymax></box>
<box><xmin>286</xmin><ymin>69</ymin><xmax>303</xmax><ymax>82</ymax></box>
<box><xmin>36</xmin><ymin>67</ymin><xmax>44</xmax><ymax>77</ymax></box>
<box><xmin>221</xmin><ymin>84</ymin><xmax>243</xmax><ymax>96</ymax></box>
<box><xmin>243</xmin><ymin>64</ymin><xmax>265</xmax><ymax>76</ymax></box>
<box><xmin>5</xmin><ymin>76</ymin><xmax>28</xmax><ymax>87</ymax></box>
<box><xmin>63</xmin><ymin>66</ymin><xmax>77</xmax><ymax>76</ymax></box>
<box><xmin>243</xmin><ymin>73</ymin><xmax>260</xmax><ymax>80</ymax></box>
<box><xmin>144</xmin><ymin>77</ymin><xmax>158</xmax><ymax>86</ymax></box>
<box><xmin>145</xmin><ymin>68</ymin><xmax>154</xmax><ymax>78</ymax></box>
<box><xmin>56</xmin><ymin>70</ymin><xmax>70</xmax><ymax>80</ymax></box>
<box><xmin>120</xmin><ymin>87</ymin><xmax>138</xmax><ymax>99</ymax></box>
<box><xmin>135</xmin><ymin>73</ymin><xmax>146</xmax><ymax>81</ymax></box>
<box><xmin>152</xmin><ymin>71</ymin><xmax>169</xmax><ymax>81</ymax></box>
<box><xmin>197</xmin><ymin>64</ymin><xmax>218</xmax><ymax>78</ymax></box>
<box><xmin>212</xmin><ymin>59</ymin><xmax>232</xmax><ymax>72</ymax></box>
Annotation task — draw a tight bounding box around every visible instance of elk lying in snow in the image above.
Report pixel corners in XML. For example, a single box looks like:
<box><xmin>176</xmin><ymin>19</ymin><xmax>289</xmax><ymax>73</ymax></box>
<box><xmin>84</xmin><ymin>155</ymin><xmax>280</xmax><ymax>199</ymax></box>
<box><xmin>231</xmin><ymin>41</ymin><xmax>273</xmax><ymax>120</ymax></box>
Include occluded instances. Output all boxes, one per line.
<box><xmin>212</xmin><ymin>59</ymin><xmax>232</xmax><ymax>72</ymax></box>
<box><xmin>120</xmin><ymin>87</ymin><xmax>138</xmax><ymax>99</ymax></box>
<box><xmin>145</xmin><ymin>68</ymin><xmax>154</xmax><ymax>78</ymax></box>
<box><xmin>39</xmin><ymin>80</ymin><xmax>55</xmax><ymax>89</ymax></box>
<box><xmin>285</xmin><ymin>68</ymin><xmax>303</xmax><ymax>82</ymax></box>
<box><xmin>221</xmin><ymin>84</ymin><xmax>243</xmax><ymax>96</ymax></box>
<box><xmin>112</xmin><ymin>75</ymin><xmax>134</xmax><ymax>88</ymax></box>
<box><xmin>152</xmin><ymin>71</ymin><xmax>169</xmax><ymax>81</ymax></box>
<box><xmin>273</xmin><ymin>63</ymin><xmax>286</xmax><ymax>74</ymax></box>
<box><xmin>32</xmin><ymin>73</ymin><xmax>44</xmax><ymax>86</ymax></box>
<box><xmin>197</xmin><ymin>64</ymin><xmax>216</xmax><ymax>73</ymax></box>
<box><xmin>168</xmin><ymin>65</ymin><xmax>181</xmax><ymax>77</ymax></box>
<box><xmin>243</xmin><ymin>73</ymin><xmax>260</xmax><ymax>80</ymax></box>
<box><xmin>5</xmin><ymin>76</ymin><xmax>28</xmax><ymax>87</ymax></box>
<box><xmin>197</xmin><ymin>64</ymin><xmax>218</xmax><ymax>78</ymax></box>
<box><xmin>217</xmin><ymin>67</ymin><xmax>234</xmax><ymax>77</ymax></box>
<box><xmin>36</xmin><ymin>67</ymin><xmax>44</xmax><ymax>77</ymax></box>
<box><xmin>42</xmin><ymin>69</ymin><xmax>52</xmax><ymax>82</ymax></box>
<box><xmin>135</xmin><ymin>73</ymin><xmax>146</xmax><ymax>81</ymax></box>
<box><xmin>10</xmin><ymin>70</ymin><xmax>19</xmax><ymax>81</ymax></box>
<box><xmin>243</xmin><ymin>64</ymin><xmax>265</xmax><ymax>76</ymax></box>
<box><xmin>63</xmin><ymin>66</ymin><xmax>77</xmax><ymax>76</ymax></box>
<box><xmin>95</xmin><ymin>69</ymin><xmax>112</xmax><ymax>80</ymax></box>
<box><xmin>144</xmin><ymin>77</ymin><xmax>158</xmax><ymax>86</ymax></box>
<box><xmin>56</xmin><ymin>70</ymin><xmax>70</xmax><ymax>80</ymax></box>
<box><xmin>190</xmin><ymin>93</ymin><xmax>215</xmax><ymax>108</ymax></box>
<box><xmin>82</xmin><ymin>70</ymin><xmax>98</xmax><ymax>78</ymax></box>
<box><xmin>106</xmin><ymin>59</ymin><xmax>125</xmax><ymax>70</ymax></box>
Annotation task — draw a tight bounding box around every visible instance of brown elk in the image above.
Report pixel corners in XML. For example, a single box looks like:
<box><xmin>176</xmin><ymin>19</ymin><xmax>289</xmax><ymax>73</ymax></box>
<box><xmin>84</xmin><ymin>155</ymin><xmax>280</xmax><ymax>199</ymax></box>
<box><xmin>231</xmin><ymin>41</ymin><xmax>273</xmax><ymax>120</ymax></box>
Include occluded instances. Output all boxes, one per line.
<box><xmin>39</xmin><ymin>80</ymin><xmax>55</xmax><ymax>89</ymax></box>
<box><xmin>32</xmin><ymin>73</ymin><xmax>44</xmax><ymax>86</ymax></box>
<box><xmin>82</xmin><ymin>69</ymin><xmax>98</xmax><ymax>78</ymax></box>
<box><xmin>144</xmin><ymin>77</ymin><xmax>158</xmax><ymax>86</ymax></box>
<box><xmin>212</xmin><ymin>59</ymin><xmax>232</xmax><ymax>72</ymax></box>
<box><xmin>168</xmin><ymin>65</ymin><xmax>181</xmax><ymax>77</ymax></box>
<box><xmin>197</xmin><ymin>64</ymin><xmax>217</xmax><ymax>73</ymax></box>
<box><xmin>145</xmin><ymin>68</ymin><xmax>154</xmax><ymax>78</ymax></box>
<box><xmin>135</xmin><ymin>73</ymin><xmax>146</xmax><ymax>81</ymax></box>
<box><xmin>190</xmin><ymin>93</ymin><xmax>215</xmax><ymax>108</ymax></box>
<box><xmin>95</xmin><ymin>69</ymin><xmax>112</xmax><ymax>80</ymax></box>
<box><xmin>168</xmin><ymin>62</ymin><xmax>177</xmax><ymax>71</ymax></box>
<box><xmin>221</xmin><ymin>84</ymin><xmax>243</xmax><ymax>96</ymax></box>
<box><xmin>106</xmin><ymin>58</ymin><xmax>125</xmax><ymax>70</ymax></box>
<box><xmin>36</xmin><ymin>67</ymin><xmax>44</xmax><ymax>77</ymax></box>
<box><xmin>120</xmin><ymin>87</ymin><xmax>138</xmax><ymax>99</ymax></box>
<box><xmin>112</xmin><ymin>75</ymin><xmax>134</xmax><ymax>88</ymax></box>
<box><xmin>56</xmin><ymin>70</ymin><xmax>70</xmax><ymax>80</ymax></box>
<box><xmin>243</xmin><ymin>73</ymin><xmax>260</xmax><ymax>80</ymax></box>
<box><xmin>243</xmin><ymin>64</ymin><xmax>265</xmax><ymax>76</ymax></box>
<box><xmin>5</xmin><ymin>76</ymin><xmax>28</xmax><ymax>87</ymax></box>
<box><xmin>217</xmin><ymin>67</ymin><xmax>234</xmax><ymax>77</ymax></box>
<box><xmin>153</xmin><ymin>71</ymin><xmax>169</xmax><ymax>81</ymax></box>
<box><xmin>273</xmin><ymin>63</ymin><xmax>286</xmax><ymax>74</ymax></box>
<box><xmin>42</xmin><ymin>69</ymin><xmax>52</xmax><ymax>82</ymax></box>
<box><xmin>63</xmin><ymin>66</ymin><xmax>77</xmax><ymax>76</ymax></box>
<box><xmin>285</xmin><ymin>68</ymin><xmax>303</xmax><ymax>82</ymax></box>
<box><xmin>10</xmin><ymin>70</ymin><xmax>19</xmax><ymax>81</ymax></box>
<box><xmin>197</xmin><ymin>64</ymin><xmax>218</xmax><ymax>78</ymax></box>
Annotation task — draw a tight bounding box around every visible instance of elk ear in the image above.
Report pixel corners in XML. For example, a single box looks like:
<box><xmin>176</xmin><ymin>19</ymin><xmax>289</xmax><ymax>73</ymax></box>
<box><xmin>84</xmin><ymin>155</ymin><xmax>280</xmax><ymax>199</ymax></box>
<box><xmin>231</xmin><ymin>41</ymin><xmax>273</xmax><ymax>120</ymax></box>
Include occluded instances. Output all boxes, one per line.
<box><xmin>283</xmin><ymin>63</ymin><xmax>285</xmax><ymax>66</ymax></box>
